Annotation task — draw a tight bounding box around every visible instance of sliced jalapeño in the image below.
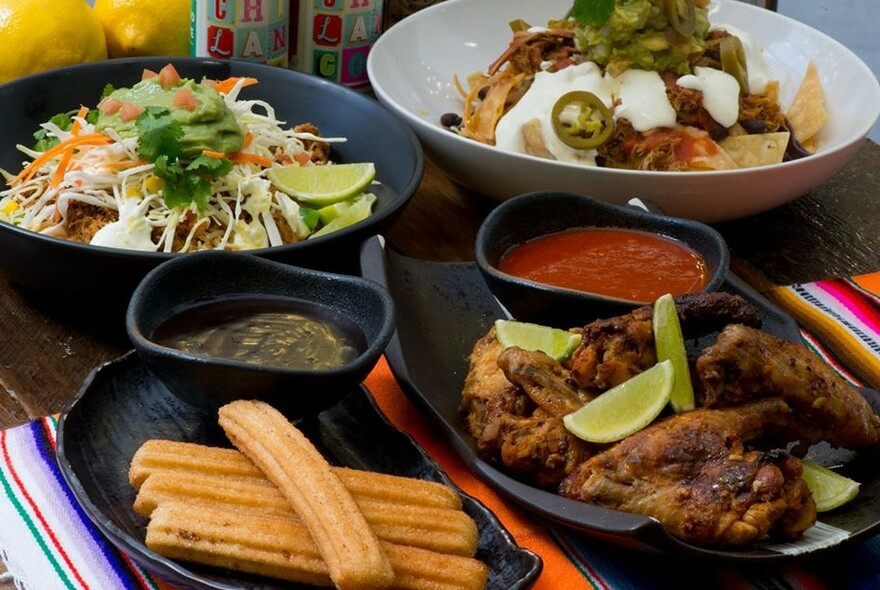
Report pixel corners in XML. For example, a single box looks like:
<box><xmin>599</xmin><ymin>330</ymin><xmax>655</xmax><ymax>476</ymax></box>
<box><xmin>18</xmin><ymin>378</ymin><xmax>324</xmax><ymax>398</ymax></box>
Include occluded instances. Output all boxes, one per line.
<box><xmin>551</xmin><ymin>91</ymin><xmax>614</xmax><ymax>150</ymax></box>
<box><xmin>720</xmin><ymin>36</ymin><xmax>749</xmax><ymax>94</ymax></box>
<box><xmin>664</xmin><ymin>0</ymin><xmax>696</xmax><ymax>38</ymax></box>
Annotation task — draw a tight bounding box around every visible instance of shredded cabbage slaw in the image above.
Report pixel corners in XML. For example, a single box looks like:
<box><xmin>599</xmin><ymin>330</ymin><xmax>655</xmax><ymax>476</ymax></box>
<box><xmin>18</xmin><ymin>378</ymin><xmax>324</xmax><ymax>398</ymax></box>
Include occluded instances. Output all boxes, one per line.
<box><xmin>0</xmin><ymin>73</ymin><xmax>363</xmax><ymax>253</ymax></box>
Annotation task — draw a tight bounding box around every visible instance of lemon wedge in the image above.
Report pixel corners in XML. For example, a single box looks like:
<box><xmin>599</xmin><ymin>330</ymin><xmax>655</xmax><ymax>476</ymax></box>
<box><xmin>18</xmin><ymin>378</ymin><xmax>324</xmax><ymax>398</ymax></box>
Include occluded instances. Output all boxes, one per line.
<box><xmin>563</xmin><ymin>360</ymin><xmax>673</xmax><ymax>443</ymax></box>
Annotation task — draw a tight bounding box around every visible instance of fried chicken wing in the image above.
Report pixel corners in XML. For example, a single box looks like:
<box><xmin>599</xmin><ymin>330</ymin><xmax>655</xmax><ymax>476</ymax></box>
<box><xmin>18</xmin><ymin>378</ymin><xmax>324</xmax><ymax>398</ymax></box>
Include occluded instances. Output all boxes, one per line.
<box><xmin>559</xmin><ymin>398</ymin><xmax>816</xmax><ymax>547</ymax></box>
<box><xmin>697</xmin><ymin>324</ymin><xmax>880</xmax><ymax>452</ymax></box>
<box><xmin>498</xmin><ymin>347</ymin><xmax>584</xmax><ymax>416</ymax></box>
<box><xmin>460</xmin><ymin>330</ymin><xmax>592</xmax><ymax>487</ymax></box>
<box><xmin>568</xmin><ymin>292</ymin><xmax>761</xmax><ymax>391</ymax></box>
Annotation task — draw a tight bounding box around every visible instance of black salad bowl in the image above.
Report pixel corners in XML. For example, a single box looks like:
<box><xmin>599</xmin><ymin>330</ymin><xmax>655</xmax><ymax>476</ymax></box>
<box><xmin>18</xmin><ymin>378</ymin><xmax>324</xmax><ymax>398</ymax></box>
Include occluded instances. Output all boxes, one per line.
<box><xmin>475</xmin><ymin>191</ymin><xmax>730</xmax><ymax>327</ymax></box>
<box><xmin>0</xmin><ymin>57</ymin><xmax>422</xmax><ymax>319</ymax></box>
<box><xmin>126</xmin><ymin>250</ymin><xmax>395</xmax><ymax>417</ymax></box>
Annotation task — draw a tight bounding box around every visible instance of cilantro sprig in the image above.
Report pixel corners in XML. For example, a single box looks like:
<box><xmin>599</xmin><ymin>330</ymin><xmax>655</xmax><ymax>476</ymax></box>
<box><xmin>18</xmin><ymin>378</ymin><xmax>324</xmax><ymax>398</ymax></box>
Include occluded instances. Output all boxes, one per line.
<box><xmin>135</xmin><ymin>106</ymin><xmax>232</xmax><ymax>209</ymax></box>
<box><xmin>567</xmin><ymin>0</ymin><xmax>615</xmax><ymax>27</ymax></box>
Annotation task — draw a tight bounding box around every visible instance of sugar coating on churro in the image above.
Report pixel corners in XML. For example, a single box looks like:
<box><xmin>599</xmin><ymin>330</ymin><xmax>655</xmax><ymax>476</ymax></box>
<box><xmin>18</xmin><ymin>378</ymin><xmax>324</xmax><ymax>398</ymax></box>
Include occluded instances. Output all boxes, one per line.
<box><xmin>135</xmin><ymin>471</ymin><xmax>479</xmax><ymax>556</ymax></box>
<box><xmin>146</xmin><ymin>501</ymin><xmax>489</xmax><ymax>590</ymax></box>
<box><xmin>130</xmin><ymin>439</ymin><xmax>462</xmax><ymax>510</ymax></box>
<box><xmin>129</xmin><ymin>439</ymin><xmax>262</xmax><ymax>488</ymax></box>
<box><xmin>218</xmin><ymin>399</ymin><xmax>395</xmax><ymax>590</ymax></box>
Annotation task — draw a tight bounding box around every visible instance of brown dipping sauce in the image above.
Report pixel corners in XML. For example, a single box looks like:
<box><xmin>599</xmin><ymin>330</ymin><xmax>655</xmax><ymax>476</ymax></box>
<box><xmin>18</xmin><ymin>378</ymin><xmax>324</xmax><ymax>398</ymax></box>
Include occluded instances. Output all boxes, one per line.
<box><xmin>498</xmin><ymin>227</ymin><xmax>709</xmax><ymax>302</ymax></box>
<box><xmin>152</xmin><ymin>295</ymin><xmax>366</xmax><ymax>371</ymax></box>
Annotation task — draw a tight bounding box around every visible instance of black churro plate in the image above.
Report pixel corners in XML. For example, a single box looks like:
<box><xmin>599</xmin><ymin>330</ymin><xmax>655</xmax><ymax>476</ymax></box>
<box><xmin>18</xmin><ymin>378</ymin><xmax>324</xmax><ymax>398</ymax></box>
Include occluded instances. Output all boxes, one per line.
<box><xmin>56</xmin><ymin>352</ymin><xmax>542</xmax><ymax>589</ymax></box>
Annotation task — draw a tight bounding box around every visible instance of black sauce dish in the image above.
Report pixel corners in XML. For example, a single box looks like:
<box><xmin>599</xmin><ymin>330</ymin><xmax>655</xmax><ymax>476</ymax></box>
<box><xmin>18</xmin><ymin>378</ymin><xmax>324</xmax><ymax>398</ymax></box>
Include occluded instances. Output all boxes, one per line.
<box><xmin>0</xmin><ymin>57</ymin><xmax>422</xmax><ymax>319</ymax></box>
<box><xmin>475</xmin><ymin>191</ymin><xmax>730</xmax><ymax>327</ymax></box>
<box><xmin>126</xmin><ymin>250</ymin><xmax>395</xmax><ymax>417</ymax></box>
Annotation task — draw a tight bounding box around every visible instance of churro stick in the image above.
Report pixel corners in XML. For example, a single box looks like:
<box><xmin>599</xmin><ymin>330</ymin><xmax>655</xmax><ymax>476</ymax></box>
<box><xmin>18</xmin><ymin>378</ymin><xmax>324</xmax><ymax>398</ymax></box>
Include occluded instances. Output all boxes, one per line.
<box><xmin>135</xmin><ymin>471</ymin><xmax>480</xmax><ymax>556</ymax></box>
<box><xmin>146</xmin><ymin>501</ymin><xmax>489</xmax><ymax>590</ymax></box>
<box><xmin>129</xmin><ymin>439</ymin><xmax>262</xmax><ymax>487</ymax></box>
<box><xmin>130</xmin><ymin>439</ymin><xmax>462</xmax><ymax>510</ymax></box>
<box><xmin>218</xmin><ymin>400</ymin><xmax>395</xmax><ymax>589</ymax></box>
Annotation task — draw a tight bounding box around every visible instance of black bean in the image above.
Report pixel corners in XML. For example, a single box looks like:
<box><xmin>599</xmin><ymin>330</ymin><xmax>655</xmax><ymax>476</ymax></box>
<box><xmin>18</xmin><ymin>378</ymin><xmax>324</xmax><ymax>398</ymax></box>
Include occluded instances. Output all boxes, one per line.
<box><xmin>740</xmin><ymin>119</ymin><xmax>768</xmax><ymax>134</ymax></box>
<box><xmin>440</xmin><ymin>113</ymin><xmax>462</xmax><ymax>128</ymax></box>
<box><xmin>780</xmin><ymin>118</ymin><xmax>810</xmax><ymax>162</ymax></box>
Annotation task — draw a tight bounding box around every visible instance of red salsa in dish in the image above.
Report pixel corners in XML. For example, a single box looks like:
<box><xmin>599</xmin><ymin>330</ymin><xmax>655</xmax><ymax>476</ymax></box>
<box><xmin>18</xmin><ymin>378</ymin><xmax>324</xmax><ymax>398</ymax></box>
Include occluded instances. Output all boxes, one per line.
<box><xmin>498</xmin><ymin>227</ymin><xmax>709</xmax><ymax>302</ymax></box>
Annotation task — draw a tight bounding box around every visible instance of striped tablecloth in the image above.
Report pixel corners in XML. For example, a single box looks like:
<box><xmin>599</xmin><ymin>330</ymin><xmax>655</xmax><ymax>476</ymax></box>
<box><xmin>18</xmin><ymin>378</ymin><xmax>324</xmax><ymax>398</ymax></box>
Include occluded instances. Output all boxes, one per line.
<box><xmin>1</xmin><ymin>272</ymin><xmax>879</xmax><ymax>590</ymax></box>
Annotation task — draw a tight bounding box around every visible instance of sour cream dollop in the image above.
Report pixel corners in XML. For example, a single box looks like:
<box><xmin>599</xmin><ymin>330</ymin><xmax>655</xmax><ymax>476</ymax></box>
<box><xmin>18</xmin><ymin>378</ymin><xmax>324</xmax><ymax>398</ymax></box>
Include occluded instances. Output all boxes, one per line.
<box><xmin>676</xmin><ymin>67</ymin><xmax>741</xmax><ymax>127</ymax></box>
<box><xmin>90</xmin><ymin>197</ymin><xmax>156</xmax><ymax>250</ymax></box>
<box><xmin>614</xmin><ymin>69</ymin><xmax>677</xmax><ymax>132</ymax></box>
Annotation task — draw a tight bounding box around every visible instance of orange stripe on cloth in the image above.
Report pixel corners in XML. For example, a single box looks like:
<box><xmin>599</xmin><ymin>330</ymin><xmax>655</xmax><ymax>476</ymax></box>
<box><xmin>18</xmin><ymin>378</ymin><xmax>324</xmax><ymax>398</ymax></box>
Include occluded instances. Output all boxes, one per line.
<box><xmin>765</xmin><ymin>279</ymin><xmax>880</xmax><ymax>390</ymax></box>
<box><xmin>365</xmin><ymin>356</ymin><xmax>592</xmax><ymax>590</ymax></box>
<box><xmin>853</xmin><ymin>271</ymin><xmax>880</xmax><ymax>294</ymax></box>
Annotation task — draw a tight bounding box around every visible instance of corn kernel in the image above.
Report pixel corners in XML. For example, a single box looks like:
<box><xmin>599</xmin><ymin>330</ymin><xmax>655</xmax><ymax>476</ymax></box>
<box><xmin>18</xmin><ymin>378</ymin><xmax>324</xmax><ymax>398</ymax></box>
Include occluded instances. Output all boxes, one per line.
<box><xmin>125</xmin><ymin>185</ymin><xmax>140</xmax><ymax>198</ymax></box>
<box><xmin>1</xmin><ymin>201</ymin><xmax>19</xmax><ymax>214</ymax></box>
<box><xmin>145</xmin><ymin>175</ymin><xmax>165</xmax><ymax>193</ymax></box>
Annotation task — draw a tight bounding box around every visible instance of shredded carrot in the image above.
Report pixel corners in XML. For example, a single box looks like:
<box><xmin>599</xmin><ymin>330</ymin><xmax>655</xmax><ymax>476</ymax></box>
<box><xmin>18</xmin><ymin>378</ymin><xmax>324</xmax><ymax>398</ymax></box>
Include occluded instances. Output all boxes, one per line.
<box><xmin>49</xmin><ymin>106</ymin><xmax>92</xmax><ymax>187</ymax></box>
<box><xmin>242</xmin><ymin>131</ymin><xmax>253</xmax><ymax>150</ymax></box>
<box><xmin>202</xmin><ymin>147</ymin><xmax>273</xmax><ymax>168</ymax></box>
<box><xmin>230</xmin><ymin>152</ymin><xmax>274</xmax><ymax>167</ymax></box>
<box><xmin>11</xmin><ymin>133</ymin><xmax>112</xmax><ymax>186</ymax></box>
<box><xmin>51</xmin><ymin>148</ymin><xmax>75</xmax><ymax>188</ymax></box>
<box><xmin>103</xmin><ymin>159</ymin><xmax>149</xmax><ymax>170</ymax></box>
<box><xmin>201</xmin><ymin>149</ymin><xmax>227</xmax><ymax>159</ymax></box>
<box><xmin>214</xmin><ymin>76</ymin><xmax>258</xmax><ymax>95</ymax></box>
<box><xmin>70</xmin><ymin>105</ymin><xmax>89</xmax><ymax>136</ymax></box>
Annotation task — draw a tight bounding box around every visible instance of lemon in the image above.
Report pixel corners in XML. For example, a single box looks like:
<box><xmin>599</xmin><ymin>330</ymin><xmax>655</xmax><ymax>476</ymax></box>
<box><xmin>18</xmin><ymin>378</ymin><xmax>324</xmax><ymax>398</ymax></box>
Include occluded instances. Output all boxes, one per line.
<box><xmin>494</xmin><ymin>319</ymin><xmax>582</xmax><ymax>362</ymax></box>
<box><xmin>93</xmin><ymin>0</ymin><xmax>190</xmax><ymax>58</ymax></box>
<box><xmin>268</xmin><ymin>163</ymin><xmax>377</xmax><ymax>208</ymax></box>
<box><xmin>563</xmin><ymin>359</ymin><xmax>673</xmax><ymax>443</ymax></box>
<box><xmin>310</xmin><ymin>193</ymin><xmax>376</xmax><ymax>238</ymax></box>
<box><xmin>0</xmin><ymin>0</ymin><xmax>107</xmax><ymax>85</ymax></box>
<box><xmin>801</xmin><ymin>461</ymin><xmax>860</xmax><ymax>512</ymax></box>
<box><xmin>653</xmin><ymin>293</ymin><xmax>695</xmax><ymax>412</ymax></box>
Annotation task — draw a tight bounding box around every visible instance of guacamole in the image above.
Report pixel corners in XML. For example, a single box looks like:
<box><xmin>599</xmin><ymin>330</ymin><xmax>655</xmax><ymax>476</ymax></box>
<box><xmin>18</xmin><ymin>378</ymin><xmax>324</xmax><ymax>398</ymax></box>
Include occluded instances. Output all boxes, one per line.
<box><xmin>575</xmin><ymin>0</ymin><xmax>709</xmax><ymax>75</ymax></box>
<box><xmin>96</xmin><ymin>78</ymin><xmax>244</xmax><ymax>158</ymax></box>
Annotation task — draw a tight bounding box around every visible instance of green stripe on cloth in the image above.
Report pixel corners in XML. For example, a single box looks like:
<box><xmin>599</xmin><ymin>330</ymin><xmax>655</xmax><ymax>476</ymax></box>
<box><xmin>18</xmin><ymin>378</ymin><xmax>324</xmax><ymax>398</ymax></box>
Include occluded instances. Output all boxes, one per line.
<box><xmin>0</xmin><ymin>430</ymin><xmax>78</xmax><ymax>589</ymax></box>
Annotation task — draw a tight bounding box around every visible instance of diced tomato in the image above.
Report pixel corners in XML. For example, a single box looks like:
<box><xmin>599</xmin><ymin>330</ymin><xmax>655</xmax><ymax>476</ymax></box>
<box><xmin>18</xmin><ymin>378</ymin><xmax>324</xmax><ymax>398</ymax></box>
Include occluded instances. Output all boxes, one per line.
<box><xmin>141</xmin><ymin>68</ymin><xmax>158</xmax><ymax>80</ymax></box>
<box><xmin>158</xmin><ymin>64</ymin><xmax>182</xmax><ymax>90</ymax></box>
<box><xmin>120</xmin><ymin>102</ymin><xmax>145</xmax><ymax>122</ymax></box>
<box><xmin>97</xmin><ymin>97</ymin><xmax>123</xmax><ymax>115</ymax></box>
<box><xmin>172</xmin><ymin>88</ymin><xmax>200</xmax><ymax>111</ymax></box>
<box><xmin>293</xmin><ymin>152</ymin><xmax>311</xmax><ymax>166</ymax></box>
<box><xmin>201</xmin><ymin>78</ymin><xmax>218</xmax><ymax>89</ymax></box>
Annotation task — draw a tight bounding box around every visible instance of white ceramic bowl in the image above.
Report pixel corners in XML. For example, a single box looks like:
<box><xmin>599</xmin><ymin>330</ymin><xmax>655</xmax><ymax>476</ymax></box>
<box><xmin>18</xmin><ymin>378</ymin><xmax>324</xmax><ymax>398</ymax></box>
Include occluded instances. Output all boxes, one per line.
<box><xmin>368</xmin><ymin>0</ymin><xmax>880</xmax><ymax>222</ymax></box>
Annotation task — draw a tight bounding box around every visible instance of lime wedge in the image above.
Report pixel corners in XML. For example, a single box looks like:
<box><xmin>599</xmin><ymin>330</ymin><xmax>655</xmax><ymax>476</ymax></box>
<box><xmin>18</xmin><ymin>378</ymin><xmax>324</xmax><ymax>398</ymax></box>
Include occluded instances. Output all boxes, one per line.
<box><xmin>309</xmin><ymin>193</ymin><xmax>376</xmax><ymax>239</ymax></box>
<box><xmin>563</xmin><ymin>359</ymin><xmax>673</xmax><ymax>443</ymax></box>
<box><xmin>494</xmin><ymin>319</ymin><xmax>582</xmax><ymax>362</ymax></box>
<box><xmin>653</xmin><ymin>293</ymin><xmax>695</xmax><ymax>412</ymax></box>
<box><xmin>268</xmin><ymin>162</ymin><xmax>376</xmax><ymax>207</ymax></box>
<box><xmin>801</xmin><ymin>461</ymin><xmax>860</xmax><ymax>512</ymax></box>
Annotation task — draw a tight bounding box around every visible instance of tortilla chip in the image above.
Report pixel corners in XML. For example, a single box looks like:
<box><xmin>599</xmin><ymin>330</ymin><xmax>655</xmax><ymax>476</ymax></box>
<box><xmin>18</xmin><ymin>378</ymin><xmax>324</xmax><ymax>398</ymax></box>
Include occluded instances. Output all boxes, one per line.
<box><xmin>521</xmin><ymin>118</ymin><xmax>555</xmax><ymax>160</ymax></box>
<box><xmin>720</xmin><ymin>132</ymin><xmax>790</xmax><ymax>168</ymax></box>
<box><xmin>786</xmin><ymin>61</ymin><xmax>827</xmax><ymax>145</ymax></box>
<box><xmin>686</xmin><ymin>148</ymin><xmax>739</xmax><ymax>171</ymax></box>
<box><xmin>801</xmin><ymin>136</ymin><xmax>818</xmax><ymax>154</ymax></box>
